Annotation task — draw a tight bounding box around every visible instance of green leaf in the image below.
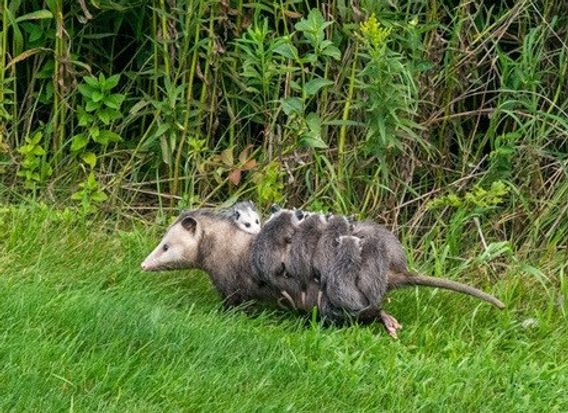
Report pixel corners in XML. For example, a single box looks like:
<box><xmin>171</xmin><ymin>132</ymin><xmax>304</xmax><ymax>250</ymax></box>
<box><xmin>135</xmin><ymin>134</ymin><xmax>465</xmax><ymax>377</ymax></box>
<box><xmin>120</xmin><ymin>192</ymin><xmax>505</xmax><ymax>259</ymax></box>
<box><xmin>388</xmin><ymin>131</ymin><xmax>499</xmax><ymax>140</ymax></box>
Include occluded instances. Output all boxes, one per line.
<box><xmin>322</xmin><ymin>45</ymin><xmax>341</xmax><ymax>60</ymax></box>
<box><xmin>84</xmin><ymin>76</ymin><xmax>99</xmax><ymax>88</ymax></box>
<box><xmin>30</xmin><ymin>131</ymin><xmax>43</xmax><ymax>145</ymax></box>
<box><xmin>273</xmin><ymin>41</ymin><xmax>298</xmax><ymax>60</ymax></box>
<box><xmin>281</xmin><ymin>97</ymin><xmax>303</xmax><ymax>116</ymax></box>
<box><xmin>103</xmin><ymin>94</ymin><xmax>125</xmax><ymax>109</ymax></box>
<box><xmin>70</xmin><ymin>134</ymin><xmax>89</xmax><ymax>152</ymax></box>
<box><xmin>301</xmin><ymin>113</ymin><xmax>327</xmax><ymax>149</ymax></box>
<box><xmin>97</xmin><ymin>130</ymin><xmax>122</xmax><ymax>144</ymax></box>
<box><xmin>103</xmin><ymin>74</ymin><xmax>120</xmax><ymax>90</ymax></box>
<box><xmin>89</xmin><ymin>127</ymin><xmax>100</xmax><ymax>140</ymax></box>
<box><xmin>81</xmin><ymin>152</ymin><xmax>97</xmax><ymax>168</ymax></box>
<box><xmin>303</xmin><ymin>78</ymin><xmax>334</xmax><ymax>96</ymax></box>
<box><xmin>26</xmin><ymin>23</ymin><xmax>43</xmax><ymax>42</ymax></box>
<box><xmin>77</xmin><ymin>108</ymin><xmax>94</xmax><ymax>126</ymax></box>
<box><xmin>71</xmin><ymin>191</ymin><xmax>84</xmax><ymax>200</ymax></box>
<box><xmin>160</xmin><ymin>135</ymin><xmax>171</xmax><ymax>165</ymax></box>
<box><xmin>85</xmin><ymin>100</ymin><xmax>101</xmax><ymax>112</ymax></box>
<box><xmin>17</xmin><ymin>144</ymin><xmax>34</xmax><ymax>155</ymax></box>
<box><xmin>32</xmin><ymin>146</ymin><xmax>46</xmax><ymax>156</ymax></box>
<box><xmin>97</xmin><ymin>108</ymin><xmax>120</xmax><ymax>125</ymax></box>
<box><xmin>78</xmin><ymin>84</ymin><xmax>95</xmax><ymax>98</ymax></box>
<box><xmin>91</xmin><ymin>191</ymin><xmax>108</xmax><ymax>202</ymax></box>
<box><xmin>129</xmin><ymin>100</ymin><xmax>149</xmax><ymax>115</ymax></box>
<box><xmin>154</xmin><ymin>123</ymin><xmax>170</xmax><ymax>137</ymax></box>
<box><xmin>300</xmin><ymin>136</ymin><xmax>328</xmax><ymax>149</ymax></box>
<box><xmin>86</xmin><ymin>172</ymin><xmax>98</xmax><ymax>190</ymax></box>
<box><xmin>306</xmin><ymin>112</ymin><xmax>321</xmax><ymax>134</ymax></box>
<box><xmin>91</xmin><ymin>91</ymin><xmax>104</xmax><ymax>102</ymax></box>
<box><xmin>15</xmin><ymin>10</ymin><xmax>53</xmax><ymax>23</ymax></box>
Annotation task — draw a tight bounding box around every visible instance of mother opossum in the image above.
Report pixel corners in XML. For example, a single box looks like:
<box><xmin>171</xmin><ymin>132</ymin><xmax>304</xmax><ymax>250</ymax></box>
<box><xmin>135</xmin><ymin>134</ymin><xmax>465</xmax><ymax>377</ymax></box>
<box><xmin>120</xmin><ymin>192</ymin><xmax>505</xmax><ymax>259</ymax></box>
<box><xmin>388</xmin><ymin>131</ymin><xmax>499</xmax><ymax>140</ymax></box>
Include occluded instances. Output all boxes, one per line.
<box><xmin>140</xmin><ymin>208</ymin><xmax>280</xmax><ymax>307</ymax></box>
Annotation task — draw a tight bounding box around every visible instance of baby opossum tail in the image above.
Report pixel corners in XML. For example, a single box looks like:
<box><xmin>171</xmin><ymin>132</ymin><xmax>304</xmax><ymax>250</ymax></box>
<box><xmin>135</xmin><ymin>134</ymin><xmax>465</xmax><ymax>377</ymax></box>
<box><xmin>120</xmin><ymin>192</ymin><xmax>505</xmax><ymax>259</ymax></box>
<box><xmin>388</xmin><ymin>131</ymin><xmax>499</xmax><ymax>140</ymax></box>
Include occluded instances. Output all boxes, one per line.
<box><xmin>388</xmin><ymin>272</ymin><xmax>505</xmax><ymax>309</ymax></box>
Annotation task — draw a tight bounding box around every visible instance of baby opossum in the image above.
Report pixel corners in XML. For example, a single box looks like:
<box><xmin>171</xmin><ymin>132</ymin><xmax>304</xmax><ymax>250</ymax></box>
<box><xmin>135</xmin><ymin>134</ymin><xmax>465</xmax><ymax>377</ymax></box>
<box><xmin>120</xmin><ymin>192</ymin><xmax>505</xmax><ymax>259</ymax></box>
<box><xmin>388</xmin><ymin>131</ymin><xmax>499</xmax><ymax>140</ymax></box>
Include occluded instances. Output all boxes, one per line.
<box><xmin>141</xmin><ymin>208</ymin><xmax>278</xmax><ymax>307</ymax></box>
<box><xmin>222</xmin><ymin>201</ymin><xmax>261</xmax><ymax>234</ymax></box>
<box><xmin>250</xmin><ymin>206</ymin><xmax>303</xmax><ymax>296</ymax></box>
<box><xmin>286</xmin><ymin>213</ymin><xmax>328</xmax><ymax>289</ymax></box>
<box><xmin>311</xmin><ymin>215</ymin><xmax>352</xmax><ymax>282</ymax></box>
<box><xmin>320</xmin><ymin>235</ymin><xmax>368</xmax><ymax>322</ymax></box>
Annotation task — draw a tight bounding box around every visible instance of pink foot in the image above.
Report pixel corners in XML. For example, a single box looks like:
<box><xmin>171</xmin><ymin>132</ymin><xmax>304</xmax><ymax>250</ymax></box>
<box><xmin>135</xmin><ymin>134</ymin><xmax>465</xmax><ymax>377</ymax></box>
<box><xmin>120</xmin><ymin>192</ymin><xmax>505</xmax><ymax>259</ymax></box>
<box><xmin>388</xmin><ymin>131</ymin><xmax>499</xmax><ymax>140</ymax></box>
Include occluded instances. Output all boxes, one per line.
<box><xmin>380</xmin><ymin>310</ymin><xmax>402</xmax><ymax>339</ymax></box>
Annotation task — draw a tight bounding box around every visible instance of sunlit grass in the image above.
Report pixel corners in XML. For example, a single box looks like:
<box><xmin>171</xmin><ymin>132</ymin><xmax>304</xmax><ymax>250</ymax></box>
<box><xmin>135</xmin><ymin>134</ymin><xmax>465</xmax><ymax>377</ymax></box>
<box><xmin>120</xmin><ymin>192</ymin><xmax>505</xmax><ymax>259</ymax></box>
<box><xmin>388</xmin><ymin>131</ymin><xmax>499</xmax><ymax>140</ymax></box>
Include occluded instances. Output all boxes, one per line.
<box><xmin>1</xmin><ymin>205</ymin><xmax>566</xmax><ymax>411</ymax></box>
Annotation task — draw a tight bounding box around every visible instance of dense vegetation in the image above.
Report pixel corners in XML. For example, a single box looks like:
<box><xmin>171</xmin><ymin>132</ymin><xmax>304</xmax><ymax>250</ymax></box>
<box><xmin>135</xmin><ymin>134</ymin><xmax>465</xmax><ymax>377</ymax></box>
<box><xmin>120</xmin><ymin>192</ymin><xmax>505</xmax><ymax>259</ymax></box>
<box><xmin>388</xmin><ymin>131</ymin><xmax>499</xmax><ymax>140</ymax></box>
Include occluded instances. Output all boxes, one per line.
<box><xmin>0</xmin><ymin>0</ymin><xmax>565</xmax><ymax>254</ymax></box>
<box><xmin>1</xmin><ymin>1</ymin><xmax>567</xmax><ymax>410</ymax></box>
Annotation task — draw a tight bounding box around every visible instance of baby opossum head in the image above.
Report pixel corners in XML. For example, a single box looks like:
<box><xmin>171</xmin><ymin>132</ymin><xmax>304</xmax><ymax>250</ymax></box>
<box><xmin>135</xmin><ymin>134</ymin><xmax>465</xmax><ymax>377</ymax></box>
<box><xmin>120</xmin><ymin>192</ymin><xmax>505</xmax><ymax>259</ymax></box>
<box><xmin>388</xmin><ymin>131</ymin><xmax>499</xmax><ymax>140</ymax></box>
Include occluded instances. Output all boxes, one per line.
<box><xmin>141</xmin><ymin>212</ymin><xmax>203</xmax><ymax>271</ymax></box>
<box><xmin>232</xmin><ymin>201</ymin><xmax>261</xmax><ymax>234</ymax></box>
<box><xmin>252</xmin><ymin>206</ymin><xmax>302</xmax><ymax>280</ymax></box>
<box><xmin>265</xmin><ymin>204</ymin><xmax>299</xmax><ymax>224</ymax></box>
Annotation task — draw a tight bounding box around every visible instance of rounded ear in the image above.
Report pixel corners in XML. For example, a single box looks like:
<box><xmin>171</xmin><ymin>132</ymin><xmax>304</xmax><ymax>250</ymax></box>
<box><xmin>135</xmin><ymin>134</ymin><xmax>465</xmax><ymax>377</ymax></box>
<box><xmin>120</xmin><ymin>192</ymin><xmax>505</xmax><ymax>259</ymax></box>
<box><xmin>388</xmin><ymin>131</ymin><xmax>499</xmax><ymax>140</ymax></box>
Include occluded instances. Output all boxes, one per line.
<box><xmin>181</xmin><ymin>216</ymin><xmax>197</xmax><ymax>233</ymax></box>
<box><xmin>294</xmin><ymin>209</ymin><xmax>305</xmax><ymax>220</ymax></box>
<box><xmin>270</xmin><ymin>204</ymin><xmax>282</xmax><ymax>213</ymax></box>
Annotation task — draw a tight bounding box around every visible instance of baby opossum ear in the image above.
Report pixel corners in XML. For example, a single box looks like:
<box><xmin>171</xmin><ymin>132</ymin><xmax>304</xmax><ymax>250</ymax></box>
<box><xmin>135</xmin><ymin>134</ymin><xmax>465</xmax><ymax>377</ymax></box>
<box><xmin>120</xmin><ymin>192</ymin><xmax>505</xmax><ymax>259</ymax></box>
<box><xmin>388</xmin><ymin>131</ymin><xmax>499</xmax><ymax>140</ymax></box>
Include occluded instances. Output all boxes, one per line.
<box><xmin>294</xmin><ymin>209</ymin><xmax>305</xmax><ymax>220</ymax></box>
<box><xmin>181</xmin><ymin>216</ymin><xmax>197</xmax><ymax>233</ymax></box>
<box><xmin>270</xmin><ymin>204</ymin><xmax>281</xmax><ymax>213</ymax></box>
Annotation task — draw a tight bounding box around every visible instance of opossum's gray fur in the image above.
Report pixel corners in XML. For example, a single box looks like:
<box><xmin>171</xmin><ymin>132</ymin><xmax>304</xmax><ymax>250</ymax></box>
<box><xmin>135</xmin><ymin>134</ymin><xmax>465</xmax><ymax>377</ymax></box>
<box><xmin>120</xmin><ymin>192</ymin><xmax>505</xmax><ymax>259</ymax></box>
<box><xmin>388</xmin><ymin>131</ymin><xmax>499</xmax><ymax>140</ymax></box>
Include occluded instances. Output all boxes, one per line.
<box><xmin>250</xmin><ymin>208</ymin><xmax>302</xmax><ymax>295</ymax></box>
<box><xmin>286</xmin><ymin>213</ymin><xmax>328</xmax><ymax>288</ymax></box>
<box><xmin>311</xmin><ymin>215</ymin><xmax>353</xmax><ymax>282</ymax></box>
<box><xmin>320</xmin><ymin>235</ymin><xmax>369</xmax><ymax>321</ymax></box>
<box><xmin>351</xmin><ymin>220</ymin><xmax>408</xmax><ymax>275</ymax></box>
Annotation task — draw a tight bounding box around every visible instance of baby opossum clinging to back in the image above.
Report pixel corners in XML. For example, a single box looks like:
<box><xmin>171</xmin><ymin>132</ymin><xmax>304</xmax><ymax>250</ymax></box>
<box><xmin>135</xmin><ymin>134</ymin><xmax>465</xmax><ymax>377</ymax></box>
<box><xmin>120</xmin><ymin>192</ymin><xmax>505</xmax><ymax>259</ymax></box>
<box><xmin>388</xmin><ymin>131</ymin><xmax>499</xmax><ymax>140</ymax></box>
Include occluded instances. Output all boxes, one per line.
<box><xmin>250</xmin><ymin>206</ymin><xmax>305</xmax><ymax>308</ymax></box>
<box><xmin>222</xmin><ymin>201</ymin><xmax>261</xmax><ymax>234</ymax></box>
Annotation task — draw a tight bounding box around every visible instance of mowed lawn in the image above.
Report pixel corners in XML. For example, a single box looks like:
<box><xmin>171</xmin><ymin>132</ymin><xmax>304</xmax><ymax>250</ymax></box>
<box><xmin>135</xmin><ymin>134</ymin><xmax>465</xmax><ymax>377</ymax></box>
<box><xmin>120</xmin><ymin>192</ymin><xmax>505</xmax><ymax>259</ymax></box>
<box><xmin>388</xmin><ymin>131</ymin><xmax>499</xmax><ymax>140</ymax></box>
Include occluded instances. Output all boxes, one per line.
<box><xmin>1</xmin><ymin>205</ymin><xmax>567</xmax><ymax>412</ymax></box>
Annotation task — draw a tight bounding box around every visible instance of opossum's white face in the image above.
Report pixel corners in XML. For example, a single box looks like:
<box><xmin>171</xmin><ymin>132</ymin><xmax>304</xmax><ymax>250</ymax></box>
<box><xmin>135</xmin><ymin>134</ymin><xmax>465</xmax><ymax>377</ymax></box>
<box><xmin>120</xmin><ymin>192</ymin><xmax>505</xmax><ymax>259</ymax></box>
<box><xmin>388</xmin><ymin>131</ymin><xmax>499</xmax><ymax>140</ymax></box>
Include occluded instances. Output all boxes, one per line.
<box><xmin>234</xmin><ymin>207</ymin><xmax>261</xmax><ymax>234</ymax></box>
<box><xmin>141</xmin><ymin>216</ymin><xmax>201</xmax><ymax>271</ymax></box>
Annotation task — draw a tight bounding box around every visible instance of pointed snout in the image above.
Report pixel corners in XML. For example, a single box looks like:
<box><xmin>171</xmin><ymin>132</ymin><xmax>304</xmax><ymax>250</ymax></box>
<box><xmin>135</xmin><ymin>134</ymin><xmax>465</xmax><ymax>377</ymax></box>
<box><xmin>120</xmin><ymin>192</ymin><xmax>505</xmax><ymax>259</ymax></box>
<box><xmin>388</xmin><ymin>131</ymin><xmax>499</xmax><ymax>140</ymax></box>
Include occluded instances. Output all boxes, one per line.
<box><xmin>140</xmin><ymin>258</ymin><xmax>155</xmax><ymax>271</ymax></box>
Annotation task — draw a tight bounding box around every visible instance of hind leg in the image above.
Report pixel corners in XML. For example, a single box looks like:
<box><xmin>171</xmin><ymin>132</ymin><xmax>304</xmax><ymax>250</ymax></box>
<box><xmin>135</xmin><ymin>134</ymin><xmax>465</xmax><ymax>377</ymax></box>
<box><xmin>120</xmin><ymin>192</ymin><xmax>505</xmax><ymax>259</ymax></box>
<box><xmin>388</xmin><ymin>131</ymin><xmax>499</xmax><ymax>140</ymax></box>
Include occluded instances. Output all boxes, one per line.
<box><xmin>379</xmin><ymin>310</ymin><xmax>402</xmax><ymax>339</ymax></box>
<box><xmin>356</xmin><ymin>308</ymin><xmax>402</xmax><ymax>338</ymax></box>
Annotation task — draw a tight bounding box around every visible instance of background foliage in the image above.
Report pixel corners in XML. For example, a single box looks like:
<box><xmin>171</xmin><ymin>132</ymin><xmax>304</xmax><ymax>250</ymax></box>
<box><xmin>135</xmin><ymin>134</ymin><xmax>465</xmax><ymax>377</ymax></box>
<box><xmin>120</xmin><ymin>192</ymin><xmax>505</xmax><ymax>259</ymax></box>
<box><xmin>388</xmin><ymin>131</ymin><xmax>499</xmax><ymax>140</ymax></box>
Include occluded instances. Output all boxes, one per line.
<box><xmin>1</xmin><ymin>0</ymin><xmax>567</xmax><ymax>270</ymax></box>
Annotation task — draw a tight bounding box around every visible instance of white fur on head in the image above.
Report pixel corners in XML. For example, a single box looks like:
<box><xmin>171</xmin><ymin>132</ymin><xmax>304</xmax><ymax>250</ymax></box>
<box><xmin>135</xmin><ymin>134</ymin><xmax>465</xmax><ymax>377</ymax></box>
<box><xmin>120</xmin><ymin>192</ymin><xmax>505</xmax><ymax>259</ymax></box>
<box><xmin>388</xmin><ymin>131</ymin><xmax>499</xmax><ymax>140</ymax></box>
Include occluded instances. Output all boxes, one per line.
<box><xmin>141</xmin><ymin>215</ymin><xmax>201</xmax><ymax>271</ymax></box>
<box><xmin>233</xmin><ymin>204</ymin><xmax>261</xmax><ymax>234</ymax></box>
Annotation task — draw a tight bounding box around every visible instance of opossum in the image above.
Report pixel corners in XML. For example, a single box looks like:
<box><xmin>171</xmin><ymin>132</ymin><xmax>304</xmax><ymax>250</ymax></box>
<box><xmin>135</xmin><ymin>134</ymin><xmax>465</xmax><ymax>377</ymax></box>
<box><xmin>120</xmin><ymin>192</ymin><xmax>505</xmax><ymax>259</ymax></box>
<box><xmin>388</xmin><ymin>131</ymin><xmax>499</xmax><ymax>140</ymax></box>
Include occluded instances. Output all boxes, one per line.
<box><xmin>250</xmin><ymin>207</ymin><xmax>304</xmax><ymax>299</ymax></box>
<box><xmin>222</xmin><ymin>201</ymin><xmax>261</xmax><ymax>234</ymax></box>
<box><xmin>320</xmin><ymin>235</ymin><xmax>367</xmax><ymax>322</ymax></box>
<box><xmin>286</xmin><ymin>213</ymin><xmax>328</xmax><ymax>289</ymax></box>
<box><xmin>312</xmin><ymin>215</ymin><xmax>353</xmax><ymax>282</ymax></box>
<box><xmin>141</xmin><ymin>209</ymin><xmax>278</xmax><ymax>307</ymax></box>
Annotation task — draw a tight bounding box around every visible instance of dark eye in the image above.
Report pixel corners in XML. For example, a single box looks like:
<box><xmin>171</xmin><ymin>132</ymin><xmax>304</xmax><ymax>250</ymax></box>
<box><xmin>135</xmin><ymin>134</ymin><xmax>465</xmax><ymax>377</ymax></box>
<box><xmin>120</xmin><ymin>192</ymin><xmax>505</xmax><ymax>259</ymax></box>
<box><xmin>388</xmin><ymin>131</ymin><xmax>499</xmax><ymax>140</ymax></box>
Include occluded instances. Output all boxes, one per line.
<box><xmin>255</xmin><ymin>219</ymin><xmax>259</xmax><ymax>224</ymax></box>
<box><xmin>162</xmin><ymin>244</ymin><xmax>169</xmax><ymax>252</ymax></box>
<box><xmin>284</xmin><ymin>236</ymin><xmax>292</xmax><ymax>244</ymax></box>
<box><xmin>245</xmin><ymin>223</ymin><xmax>251</xmax><ymax>228</ymax></box>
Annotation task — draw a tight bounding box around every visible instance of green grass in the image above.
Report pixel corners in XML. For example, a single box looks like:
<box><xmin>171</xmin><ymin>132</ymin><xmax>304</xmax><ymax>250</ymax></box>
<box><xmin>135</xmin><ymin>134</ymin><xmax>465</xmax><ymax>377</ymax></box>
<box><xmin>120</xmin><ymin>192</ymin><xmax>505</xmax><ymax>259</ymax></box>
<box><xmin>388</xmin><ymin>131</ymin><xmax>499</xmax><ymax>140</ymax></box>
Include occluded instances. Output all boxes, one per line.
<box><xmin>1</xmin><ymin>205</ymin><xmax>567</xmax><ymax>411</ymax></box>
